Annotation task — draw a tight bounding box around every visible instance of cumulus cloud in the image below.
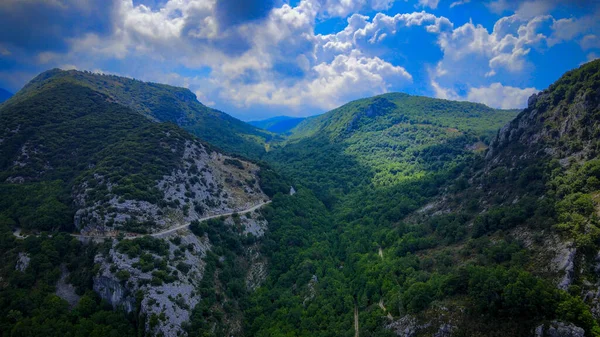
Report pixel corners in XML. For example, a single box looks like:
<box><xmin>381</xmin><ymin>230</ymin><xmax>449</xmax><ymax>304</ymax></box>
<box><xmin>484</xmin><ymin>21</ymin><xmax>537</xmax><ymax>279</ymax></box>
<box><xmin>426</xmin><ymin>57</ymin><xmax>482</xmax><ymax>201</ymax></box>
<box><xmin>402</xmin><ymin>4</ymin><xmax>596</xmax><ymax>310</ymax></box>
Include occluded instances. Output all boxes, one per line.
<box><xmin>430</xmin><ymin>79</ymin><xmax>538</xmax><ymax>109</ymax></box>
<box><xmin>426</xmin><ymin>10</ymin><xmax>571</xmax><ymax>110</ymax></box>
<box><xmin>487</xmin><ymin>0</ymin><xmax>596</xmax><ymax>18</ymax></box>
<box><xmin>466</xmin><ymin>82</ymin><xmax>538</xmax><ymax>109</ymax></box>
<box><xmin>220</xmin><ymin>51</ymin><xmax>412</xmax><ymax>110</ymax></box>
<box><xmin>548</xmin><ymin>13</ymin><xmax>600</xmax><ymax>47</ymax></box>
<box><xmin>315</xmin><ymin>0</ymin><xmax>397</xmax><ymax>18</ymax></box>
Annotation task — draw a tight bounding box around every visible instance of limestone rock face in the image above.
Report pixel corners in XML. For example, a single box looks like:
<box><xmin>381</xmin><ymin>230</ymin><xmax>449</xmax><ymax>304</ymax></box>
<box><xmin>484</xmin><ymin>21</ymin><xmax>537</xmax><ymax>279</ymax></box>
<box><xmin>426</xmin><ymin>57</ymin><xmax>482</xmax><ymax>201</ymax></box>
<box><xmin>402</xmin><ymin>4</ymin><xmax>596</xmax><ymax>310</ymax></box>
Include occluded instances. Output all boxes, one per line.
<box><xmin>534</xmin><ymin>321</ymin><xmax>585</xmax><ymax>337</ymax></box>
<box><xmin>74</xmin><ymin>140</ymin><xmax>267</xmax><ymax>235</ymax></box>
<box><xmin>93</xmin><ymin>210</ymin><xmax>269</xmax><ymax>337</ymax></box>
<box><xmin>486</xmin><ymin>81</ymin><xmax>600</xmax><ymax>167</ymax></box>
<box><xmin>15</xmin><ymin>252</ymin><xmax>30</xmax><ymax>272</ymax></box>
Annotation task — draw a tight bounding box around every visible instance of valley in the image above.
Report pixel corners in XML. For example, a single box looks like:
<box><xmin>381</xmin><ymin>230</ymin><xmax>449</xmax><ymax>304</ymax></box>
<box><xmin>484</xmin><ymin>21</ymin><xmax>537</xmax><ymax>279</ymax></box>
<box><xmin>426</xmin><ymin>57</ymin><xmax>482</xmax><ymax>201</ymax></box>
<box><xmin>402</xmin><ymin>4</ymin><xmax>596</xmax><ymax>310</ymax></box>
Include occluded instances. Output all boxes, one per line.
<box><xmin>0</xmin><ymin>60</ymin><xmax>599</xmax><ymax>337</ymax></box>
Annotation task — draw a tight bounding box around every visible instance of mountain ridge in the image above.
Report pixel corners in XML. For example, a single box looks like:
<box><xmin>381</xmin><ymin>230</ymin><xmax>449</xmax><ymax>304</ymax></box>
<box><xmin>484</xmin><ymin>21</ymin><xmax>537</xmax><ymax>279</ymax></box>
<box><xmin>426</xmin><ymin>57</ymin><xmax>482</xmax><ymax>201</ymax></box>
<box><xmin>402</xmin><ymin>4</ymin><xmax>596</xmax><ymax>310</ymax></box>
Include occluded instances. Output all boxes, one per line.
<box><xmin>10</xmin><ymin>68</ymin><xmax>277</xmax><ymax>159</ymax></box>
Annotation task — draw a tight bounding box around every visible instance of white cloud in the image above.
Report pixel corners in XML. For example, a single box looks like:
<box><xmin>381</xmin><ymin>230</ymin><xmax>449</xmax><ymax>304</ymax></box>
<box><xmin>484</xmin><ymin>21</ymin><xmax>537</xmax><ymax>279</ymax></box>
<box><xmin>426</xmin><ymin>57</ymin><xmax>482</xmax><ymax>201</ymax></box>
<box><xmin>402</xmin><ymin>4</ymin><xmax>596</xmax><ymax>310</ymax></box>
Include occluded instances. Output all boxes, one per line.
<box><xmin>580</xmin><ymin>35</ymin><xmax>600</xmax><ymax>50</ymax></box>
<box><xmin>486</xmin><ymin>0</ymin><xmax>512</xmax><ymax>14</ymax></box>
<box><xmin>450</xmin><ymin>0</ymin><xmax>470</xmax><ymax>8</ymax></box>
<box><xmin>417</xmin><ymin>0</ymin><xmax>440</xmax><ymax>9</ymax></box>
<box><xmin>466</xmin><ymin>82</ymin><xmax>538</xmax><ymax>109</ymax></box>
<box><xmin>429</xmin><ymin>78</ymin><xmax>539</xmax><ymax>109</ymax></box>
<box><xmin>548</xmin><ymin>13</ymin><xmax>600</xmax><ymax>47</ymax></box>
<box><xmin>433</xmin><ymin>13</ymin><xmax>553</xmax><ymax>87</ymax></box>
<box><xmin>315</xmin><ymin>0</ymin><xmax>397</xmax><ymax>17</ymax></box>
<box><xmin>218</xmin><ymin>50</ymin><xmax>412</xmax><ymax>110</ymax></box>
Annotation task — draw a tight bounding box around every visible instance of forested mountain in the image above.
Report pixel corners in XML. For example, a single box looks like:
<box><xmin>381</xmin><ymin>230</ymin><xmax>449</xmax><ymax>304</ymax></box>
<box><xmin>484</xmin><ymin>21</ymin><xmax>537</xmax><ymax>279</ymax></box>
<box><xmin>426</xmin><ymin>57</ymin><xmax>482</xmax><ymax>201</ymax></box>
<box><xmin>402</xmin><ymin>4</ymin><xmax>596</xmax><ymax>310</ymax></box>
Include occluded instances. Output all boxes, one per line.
<box><xmin>2</xmin><ymin>60</ymin><xmax>600</xmax><ymax>337</ymax></box>
<box><xmin>266</xmin><ymin>92</ymin><xmax>518</xmax><ymax>203</ymax></box>
<box><xmin>0</xmin><ymin>88</ymin><xmax>12</xmax><ymax>103</ymax></box>
<box><xmin>249</xmin><ymin>116</ymin><xmax>306</xmax><ymax>134</ymax></box>
<box><xmin>0</xmin><ymin>79</ymin><xmax>272</xmax><ymax>336</ymax></box>
<box><xmin>11</xmin><ymin>69</ymin><xmax>276</xmax><ymax>158</ymax></box>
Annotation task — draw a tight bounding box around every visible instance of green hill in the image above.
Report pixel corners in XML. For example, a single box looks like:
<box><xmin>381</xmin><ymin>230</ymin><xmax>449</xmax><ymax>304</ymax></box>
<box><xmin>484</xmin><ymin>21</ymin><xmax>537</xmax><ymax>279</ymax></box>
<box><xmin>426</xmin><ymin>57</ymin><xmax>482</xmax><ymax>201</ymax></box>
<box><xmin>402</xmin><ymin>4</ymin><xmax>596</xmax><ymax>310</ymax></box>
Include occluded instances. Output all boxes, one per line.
<box><xmin>267</xmin><ymin>92</ymin><xmax>518</xmax><ymax>199</ymax></box>
<box><xmin>12</xmin><ymin>69</ymin><xmax>275</xmax><ymax>158</ymax></box>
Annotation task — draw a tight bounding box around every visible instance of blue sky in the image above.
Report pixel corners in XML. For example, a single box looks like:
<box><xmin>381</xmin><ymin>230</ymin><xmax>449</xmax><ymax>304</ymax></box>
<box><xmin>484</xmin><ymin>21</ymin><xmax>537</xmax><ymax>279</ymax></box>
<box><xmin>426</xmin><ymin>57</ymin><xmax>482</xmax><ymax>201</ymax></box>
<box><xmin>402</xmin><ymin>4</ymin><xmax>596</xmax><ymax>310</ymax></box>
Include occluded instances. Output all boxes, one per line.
<box><xmin>0</xmin><ymin>0</ymin><xmax>598</xmax><ymax>121</ymax></box>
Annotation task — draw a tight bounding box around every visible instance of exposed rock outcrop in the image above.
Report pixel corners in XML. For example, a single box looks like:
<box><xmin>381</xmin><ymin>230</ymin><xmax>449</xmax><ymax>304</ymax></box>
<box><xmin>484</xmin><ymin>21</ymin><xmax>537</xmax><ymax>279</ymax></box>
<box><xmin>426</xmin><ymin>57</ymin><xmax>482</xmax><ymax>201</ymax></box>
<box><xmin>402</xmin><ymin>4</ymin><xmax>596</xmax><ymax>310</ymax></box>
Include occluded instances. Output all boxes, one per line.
<box><xmin>94</xmin><ymin>230</ymin><xmax>208</xmax><ymax>336</ymax></box>
<box><xmin>74</xmin><ymin>140</ymin><xmax>267</xmax><ymax>235</ymax></box>
<box><xmin>93</xmin><ymin>210</ymin><xmax>268</xmax><ymax>337</ymax></box>
<box><xmin>534</xmin><ymin>321</ymin><xmax>585</xmax><ymax>337</ymax></box>
<box><xmin>15</xmin><ymin>252</ymin><xmax>30</xmax><ymax>272</ymax></box>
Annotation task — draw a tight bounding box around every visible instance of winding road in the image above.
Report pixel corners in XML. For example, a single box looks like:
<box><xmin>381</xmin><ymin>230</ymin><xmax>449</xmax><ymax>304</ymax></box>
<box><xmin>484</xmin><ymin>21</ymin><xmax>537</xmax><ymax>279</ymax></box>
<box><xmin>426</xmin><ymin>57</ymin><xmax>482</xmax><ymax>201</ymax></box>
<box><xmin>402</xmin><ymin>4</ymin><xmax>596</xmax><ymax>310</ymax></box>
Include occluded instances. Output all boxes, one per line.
<box><xmin>71</xmin><ymin>200</ymin><xmax>271</xmax><ymax>240</ymax></box>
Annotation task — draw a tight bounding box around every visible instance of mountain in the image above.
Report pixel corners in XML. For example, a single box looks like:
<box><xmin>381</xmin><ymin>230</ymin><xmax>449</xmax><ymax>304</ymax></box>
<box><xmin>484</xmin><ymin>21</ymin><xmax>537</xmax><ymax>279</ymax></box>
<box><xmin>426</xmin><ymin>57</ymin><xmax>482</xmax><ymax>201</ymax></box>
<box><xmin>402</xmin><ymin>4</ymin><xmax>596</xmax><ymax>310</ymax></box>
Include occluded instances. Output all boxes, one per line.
<box><xmin>246</xmin><ymin>60</ymin><xmax>600</xmax><ymax>337</ymax></box>
<box><xmin>266</xmin><ymin>92</ymin><xmax>518</xmax><ymax>200</ymax></box>
<box><xmin>249</xmin><ymin>115</ymin><xmax>306</xmax><ymax>134</ymax></box>
<box><xmin>0</xmin><ymin>79</ymin><xmax>273</xmax><ymax>336</ymax></box>
<box><xmin>11</xmin><ymin>69</ymin><xmax>276</xmax><ymax>158</ymax></box>
<box><xmin>0</xmin><ymin>87</ymin><xmax>12</xmax><ymax>103</ymax></box>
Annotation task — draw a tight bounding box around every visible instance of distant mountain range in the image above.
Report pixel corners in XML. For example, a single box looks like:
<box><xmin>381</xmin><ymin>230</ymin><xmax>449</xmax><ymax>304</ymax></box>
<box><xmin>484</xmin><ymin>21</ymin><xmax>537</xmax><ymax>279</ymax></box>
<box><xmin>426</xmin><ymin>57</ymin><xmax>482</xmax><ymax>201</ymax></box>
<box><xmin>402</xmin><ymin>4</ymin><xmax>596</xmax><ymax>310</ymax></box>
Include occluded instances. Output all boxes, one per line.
<box><xmin>0</xmin><ymin>88</ymin><xmax>12</xmax><ymax>103</ymax></box>
<box><xmin>249</xmin><ymin>115</ymin><xmax>307</xmax><ymax>134</ymax></box>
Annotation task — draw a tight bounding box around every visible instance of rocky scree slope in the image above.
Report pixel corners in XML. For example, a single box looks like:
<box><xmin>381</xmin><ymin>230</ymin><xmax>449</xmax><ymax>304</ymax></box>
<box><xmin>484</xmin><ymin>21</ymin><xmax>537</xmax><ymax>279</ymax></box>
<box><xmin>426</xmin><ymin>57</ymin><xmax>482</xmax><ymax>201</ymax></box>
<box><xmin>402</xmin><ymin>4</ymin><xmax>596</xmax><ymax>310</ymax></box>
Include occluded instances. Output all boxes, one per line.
<box><xmin>93</xmin><ymin>209</ymin><xmax>269</xmax><ymax>337</ymax></box>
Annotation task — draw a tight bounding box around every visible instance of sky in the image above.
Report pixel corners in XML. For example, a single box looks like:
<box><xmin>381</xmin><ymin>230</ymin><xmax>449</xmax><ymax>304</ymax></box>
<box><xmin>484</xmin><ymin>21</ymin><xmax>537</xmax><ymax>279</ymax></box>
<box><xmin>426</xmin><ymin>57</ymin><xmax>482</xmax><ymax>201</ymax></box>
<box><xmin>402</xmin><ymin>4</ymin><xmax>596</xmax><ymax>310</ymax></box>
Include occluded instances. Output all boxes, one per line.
<box><xmin>0</xmin><ymin>0</ymin><xmax>598</xmax><ymax>121</ymax></box>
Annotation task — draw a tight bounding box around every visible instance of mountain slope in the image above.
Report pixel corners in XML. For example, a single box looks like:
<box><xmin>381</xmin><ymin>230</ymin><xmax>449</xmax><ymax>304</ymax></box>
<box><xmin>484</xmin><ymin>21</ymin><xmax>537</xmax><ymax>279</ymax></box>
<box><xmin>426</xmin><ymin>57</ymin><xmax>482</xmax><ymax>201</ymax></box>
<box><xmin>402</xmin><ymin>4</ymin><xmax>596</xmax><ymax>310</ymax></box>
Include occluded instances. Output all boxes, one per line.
<box><xmin>11</xmin><ymin>69</ymin><xmax>275</xmax><ymax>158</ymax></box>
<box><xmin>267</xmin><ymin>93</ymin><xmax>518</xmax><ymax>198</ymax></box>
<box><xmin>0</xmin><ymin>88</ymin><xmax>11</xmax><ymax>103</ymax></box>
<box><xmin>249</xmin><ymin>115</ymin><xmax>306</xmax><ymax>134</ymax></box>
<box><xmin>0</xmin><ymin>81</ymin><xmax>266</xmax><ymax>234</ymax></box>
<box><xmin>0</xmin><ymin>80</ymin><xmax>272</xmax><ymax>336</ymax></box>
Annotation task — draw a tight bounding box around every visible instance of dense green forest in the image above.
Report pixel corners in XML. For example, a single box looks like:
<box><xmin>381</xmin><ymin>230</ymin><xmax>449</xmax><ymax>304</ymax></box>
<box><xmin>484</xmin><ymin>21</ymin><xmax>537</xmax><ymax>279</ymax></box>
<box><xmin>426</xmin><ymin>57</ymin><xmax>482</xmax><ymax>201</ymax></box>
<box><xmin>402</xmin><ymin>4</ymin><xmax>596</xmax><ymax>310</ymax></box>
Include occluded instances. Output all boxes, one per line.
<box><xmin>266</xmin><ymin>93</ymin><xmax>518</xmax><ymax>203</ymax></box>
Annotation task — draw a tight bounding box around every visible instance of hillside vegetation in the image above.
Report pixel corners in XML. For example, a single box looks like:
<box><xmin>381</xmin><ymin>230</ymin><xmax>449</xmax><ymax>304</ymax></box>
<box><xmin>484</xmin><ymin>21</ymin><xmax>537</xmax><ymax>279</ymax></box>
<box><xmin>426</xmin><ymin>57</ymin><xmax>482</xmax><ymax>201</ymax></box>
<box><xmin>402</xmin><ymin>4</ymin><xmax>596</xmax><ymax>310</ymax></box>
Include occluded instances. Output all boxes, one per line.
<box><xmin>11</xmin><ymin>69</ymin><xmax>276</xmax><ymax>158</ymax></box>
<box><xmin>267</xmin><ymin>92</ymin><xmax>518</xmax><ymax>203</ymax></box>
